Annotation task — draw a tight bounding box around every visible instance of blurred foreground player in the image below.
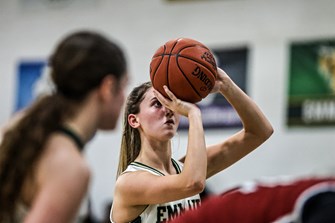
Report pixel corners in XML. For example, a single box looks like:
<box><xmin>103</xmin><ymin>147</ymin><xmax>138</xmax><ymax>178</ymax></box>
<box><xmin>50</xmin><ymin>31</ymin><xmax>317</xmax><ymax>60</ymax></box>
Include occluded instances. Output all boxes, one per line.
<box><xmin>0</xmin><ymin>30</ymin><xmax>128</xmax><ymax>223</ymax></box>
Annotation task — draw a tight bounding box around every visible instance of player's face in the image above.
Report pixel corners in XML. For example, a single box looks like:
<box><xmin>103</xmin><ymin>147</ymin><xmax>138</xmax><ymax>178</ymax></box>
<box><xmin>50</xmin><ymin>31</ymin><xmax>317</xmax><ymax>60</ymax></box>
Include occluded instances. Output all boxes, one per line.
<box><xmin>100</xmin><ymin>74</ymin><xmax>129</xmax><ymax>130</ymax></box>
<box><xmin>136</xmin><ymin>87</ymin><xmax>180</xmax><ymax>141</ymax></box>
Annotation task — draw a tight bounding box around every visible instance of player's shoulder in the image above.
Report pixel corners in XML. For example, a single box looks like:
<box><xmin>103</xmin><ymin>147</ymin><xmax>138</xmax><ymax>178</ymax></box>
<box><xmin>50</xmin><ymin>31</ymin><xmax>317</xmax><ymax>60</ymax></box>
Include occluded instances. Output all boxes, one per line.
<box><xmin>115</xmin><ymin>168</ymin><xmax>160</xmax><ymax>194</ymax></box>
<box><xmin>117</xmin><ymin>169</ymin><xmax>150</xmax><ymax>184</ymax></box>
<box><xmin>38</xmin><ymin>133</ymin><xmax>90</xmax><ymax>182</ymax></box>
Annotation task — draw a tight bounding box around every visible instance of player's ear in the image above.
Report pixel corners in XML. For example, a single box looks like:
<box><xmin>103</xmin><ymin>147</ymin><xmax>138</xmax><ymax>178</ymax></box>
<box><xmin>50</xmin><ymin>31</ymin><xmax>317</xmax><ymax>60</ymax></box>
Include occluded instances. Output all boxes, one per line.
<box><xmin>98</xmin><ymin>75</ymin><xmax>117</xmax><ymax>101</ymax></box>
<box><xmin>128</xmin><ymin>114</ymin><xmax>140</xmax><ymax>128</ymax></box>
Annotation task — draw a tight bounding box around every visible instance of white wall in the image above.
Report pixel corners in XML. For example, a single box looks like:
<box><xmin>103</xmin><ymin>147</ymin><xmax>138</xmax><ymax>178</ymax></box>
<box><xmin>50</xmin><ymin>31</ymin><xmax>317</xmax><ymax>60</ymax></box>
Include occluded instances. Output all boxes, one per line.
<box><xmin>1</xmin><ymin>0</ymin><xmax>335</xmax><ymax>220</ymax></box>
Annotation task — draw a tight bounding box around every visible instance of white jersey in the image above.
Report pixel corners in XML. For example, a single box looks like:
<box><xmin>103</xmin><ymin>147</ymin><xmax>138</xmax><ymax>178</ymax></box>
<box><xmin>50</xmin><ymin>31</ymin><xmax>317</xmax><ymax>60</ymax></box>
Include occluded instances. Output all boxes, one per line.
<box><xmin>111</xmin><ymin>159</ymin><xmax>201</xmax><ymax>223</ymax></box>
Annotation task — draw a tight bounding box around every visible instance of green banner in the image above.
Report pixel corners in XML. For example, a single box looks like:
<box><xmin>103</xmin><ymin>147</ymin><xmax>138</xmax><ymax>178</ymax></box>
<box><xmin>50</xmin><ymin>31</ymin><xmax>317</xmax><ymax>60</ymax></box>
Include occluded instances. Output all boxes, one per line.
<box><xmin>287</xmin><ymin>39</ymin><xmax>335</xmax><ymax>126</ymax></box>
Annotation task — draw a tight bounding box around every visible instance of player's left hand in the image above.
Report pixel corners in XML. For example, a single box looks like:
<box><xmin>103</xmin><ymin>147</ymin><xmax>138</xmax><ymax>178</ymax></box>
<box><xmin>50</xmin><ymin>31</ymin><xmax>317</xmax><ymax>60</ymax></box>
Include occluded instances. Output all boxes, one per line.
<box><xmin>211</xmin><ymin>68</ymin><xmax>229</xmax><ymax>93</ymax></box>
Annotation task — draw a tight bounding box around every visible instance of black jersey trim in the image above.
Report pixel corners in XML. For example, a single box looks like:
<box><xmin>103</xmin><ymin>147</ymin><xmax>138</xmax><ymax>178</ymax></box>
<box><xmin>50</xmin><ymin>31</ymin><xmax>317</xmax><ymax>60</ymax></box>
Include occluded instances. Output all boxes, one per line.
<box><xmin>171</xmin><ymin>158</ymin><xmax>182</xmax><ymax>174</ymax></box>
<box><xmin>131</xmin><ymin>162</ymin><xmax>165</xmax><ymax>176</ymax></box>
<box><xmin>57</xmin><ymin>126</ymin><xmax>84</xmax><ymax>151</ymax></box>
<box><xmin>130</xmin><ymin>216</ymin><xmax>142</xmax><ymax>223</ymax></box>
<box><xmin>131</xmin><ymin>158</ymin><xmax>182</xmax><ymax>176</ymax></box>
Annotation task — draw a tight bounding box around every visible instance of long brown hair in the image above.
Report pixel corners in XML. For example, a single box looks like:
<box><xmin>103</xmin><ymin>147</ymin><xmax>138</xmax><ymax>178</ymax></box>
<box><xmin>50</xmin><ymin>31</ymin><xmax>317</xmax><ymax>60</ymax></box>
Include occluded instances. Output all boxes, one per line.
<box><xmin>0</xmin><ymin>30</ymin><xmax>127</xmax><ymax>222</ymax></box>
<box><xmin>116</xmin><ymin>82</ymin><xmax>152</xmax><ymax>177</ymax></box>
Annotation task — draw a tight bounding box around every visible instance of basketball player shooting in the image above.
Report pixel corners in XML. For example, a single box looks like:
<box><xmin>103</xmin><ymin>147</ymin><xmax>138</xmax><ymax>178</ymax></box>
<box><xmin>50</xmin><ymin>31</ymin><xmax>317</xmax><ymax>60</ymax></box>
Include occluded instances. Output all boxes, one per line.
<box><xmin>110</xmin><ymin>38</ymin><xmax>273</xmax><ymax>223</ymax></box>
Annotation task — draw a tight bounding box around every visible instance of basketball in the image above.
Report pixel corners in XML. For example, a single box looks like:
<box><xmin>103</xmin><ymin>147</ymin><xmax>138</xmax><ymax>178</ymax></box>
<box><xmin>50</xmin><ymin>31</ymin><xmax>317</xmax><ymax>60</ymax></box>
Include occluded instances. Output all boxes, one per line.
<box><xmin>150</xmin><ymin>38</ymin><xmax>217</xmax><ymax>103</ymax></box>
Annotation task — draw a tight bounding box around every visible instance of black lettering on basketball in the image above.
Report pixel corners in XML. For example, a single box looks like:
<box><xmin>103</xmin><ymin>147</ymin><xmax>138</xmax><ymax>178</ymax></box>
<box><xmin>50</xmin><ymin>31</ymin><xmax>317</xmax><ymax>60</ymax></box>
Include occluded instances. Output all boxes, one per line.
<box><xmin>191</xmin><ymin>65</ymin><xmax>213</xmax><ymax>90</ymax></box>
<box><xmin>201</xmin><ymin>51</ymin><xmax>217</xmax><ymax>70</ymax></box>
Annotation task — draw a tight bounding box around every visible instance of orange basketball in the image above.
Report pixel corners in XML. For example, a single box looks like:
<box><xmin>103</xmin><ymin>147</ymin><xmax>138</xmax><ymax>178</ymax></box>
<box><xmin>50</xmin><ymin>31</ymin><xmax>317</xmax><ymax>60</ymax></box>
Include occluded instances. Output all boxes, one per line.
<box><xmin>150</xmin><ymin>38</ymin><xmax>217</xmax><ymax>103</ymax></box>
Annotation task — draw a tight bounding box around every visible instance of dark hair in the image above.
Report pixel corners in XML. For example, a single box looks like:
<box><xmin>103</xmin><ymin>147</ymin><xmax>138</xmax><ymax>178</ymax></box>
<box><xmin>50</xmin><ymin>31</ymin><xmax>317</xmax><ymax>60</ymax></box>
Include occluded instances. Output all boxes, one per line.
<box><xmin>51</xmin><ymin>30</ymin><xmax>127</xmax><ymax>99</ymax></box>
<box><xmin>0</xmin><ymin>30</ymin><xmax>127</xmax><ymax>221</ymax></box>
<box><xmin>117</xmin><ymin>81</ymin><xmax>152</xmax><ymax>177</ymax></box>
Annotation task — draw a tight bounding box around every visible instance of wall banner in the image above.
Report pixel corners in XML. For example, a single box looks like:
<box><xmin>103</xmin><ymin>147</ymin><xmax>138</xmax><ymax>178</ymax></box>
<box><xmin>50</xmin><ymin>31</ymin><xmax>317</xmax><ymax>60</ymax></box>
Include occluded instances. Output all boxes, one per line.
<box><xmin>287</xmin><ymin>39</ymin><xmax>335</xmax><ymax>127</ymax></box>
<box><xmin>15</xmin><ymin>60</ymin><xmax>50</xmax><ymax>112</ymax></box>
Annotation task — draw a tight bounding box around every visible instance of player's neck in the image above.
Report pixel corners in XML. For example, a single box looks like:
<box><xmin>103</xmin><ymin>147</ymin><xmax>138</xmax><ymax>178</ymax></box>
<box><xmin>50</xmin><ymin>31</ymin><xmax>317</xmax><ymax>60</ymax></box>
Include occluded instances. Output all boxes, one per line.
<box><xmin>136</xmin><ymin>147</ymin><xmax>174</xmax><ymax>175</ymax></box>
